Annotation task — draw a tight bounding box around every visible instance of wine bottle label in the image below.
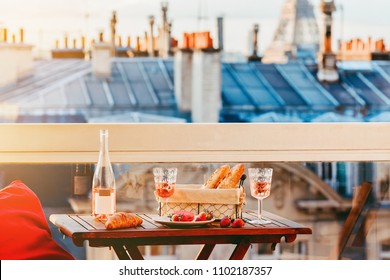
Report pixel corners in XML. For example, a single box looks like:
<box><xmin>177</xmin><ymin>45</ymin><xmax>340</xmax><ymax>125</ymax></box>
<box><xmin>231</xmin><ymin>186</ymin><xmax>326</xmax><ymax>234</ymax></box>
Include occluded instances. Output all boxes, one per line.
<box><xmin>74</xmin><ymin>176</ymin><xmax>89</xmax><ymax>196</ymax></box>
<box><xmin>99</xmin><ymin>189</ymin><xmax>111</xmax><ymax>196</ymax></box>
<box><xmin>94</xmin><ymin>192</ymin><xmax>115</xmax><ymax>214</ymax></box>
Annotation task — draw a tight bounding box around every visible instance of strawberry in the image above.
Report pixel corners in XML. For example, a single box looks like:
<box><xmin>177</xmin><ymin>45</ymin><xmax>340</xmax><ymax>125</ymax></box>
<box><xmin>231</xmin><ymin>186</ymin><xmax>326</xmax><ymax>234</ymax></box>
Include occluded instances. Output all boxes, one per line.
<box><xmin>220</xmin><ymin>217</ymin><xmax>231</xmax><ymax>228</ymax></box>
<box><xmin>171</xmin><ymin>214</ymin><xmax>180</xmax><ymax>222</ymax></box>
<box><xmin>181</xmin><ymin>212</ymin><xmax>195</xmax><ymax>222</ymax></box>
<box><xmin>205</xmin><ymin>210</ymin><xmax>213</xmax><ymax>220</ymax></box>
<box><xmin>195</xmin><ymin>212</ymin><xmax>207</xmax><ymax>221</ymax></box>
<box><xmin>231</xmin><ymin>218</ymin><xmax>245</xmax><ymax>228</ymax></box>
<box><xmin>174</xmin><ymin>210</ymin><xmax>191</xmax><ymax>216</ymax></box>
<box><xmin>172</xmin><ymin>210</ymin><xmax>195</xmax><ymax>222</ymax></box>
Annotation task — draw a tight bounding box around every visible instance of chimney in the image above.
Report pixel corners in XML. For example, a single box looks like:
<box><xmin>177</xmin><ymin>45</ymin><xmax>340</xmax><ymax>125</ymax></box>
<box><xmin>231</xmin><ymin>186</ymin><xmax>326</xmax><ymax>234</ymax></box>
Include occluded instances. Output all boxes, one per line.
<box><xmin>81</xmin><ymin>36</ymin><xmax>86</xmax><ymax>49</ymax></box>
<box><xmin>64</xmin><ymin>35</ymin><xmax>69</xmax><ymax>48</ymax></box>
<box><xmin>248</xmin><ymin>24</ymin><xmax>262</xmax><ymax>61</ymax></box>
<box><xmin>217</xmin><ymin>17</ymin><xmax>224</xmax><ymax>51</ymax></box>
<box><xmin>127</xmin><ymin>36</ymin><xmax>131</xmax><ymax>48</ymax></box>
<box><xmin>144</xmin><ymin>31</ymin><xmax>148</xmax><ymax>51</ymax></box>
<box><xmin>0</xmin><ymin>42</ymin><xmax>17</xmax><ymax>86</ymax></box>
<box><xmin>161</xmin><ymin>2</ymin><xmax>168</xmax><ymax>28</ymax></box>
<box><xmin>1</xmin><ymin>28</ymin><xmax>7</xmax><ymax>42</ymax></box>
<box><xmin>168</xmin><ymin>21</ymin><xmax>173</xmax><ymax>55</ymax></box>
<box><xmin>148</xmin><ymin>15</ymin><xmax>155</xmax><ymax>57</ymax></box>
<box><xmin>191</xmin><ymin>48</ymin><xmax>222</xmax><ymax>122</ymax></box>
<box><xmin>174</xmin><ymin>48</ymin><xmax>193</xmax><ymax>112</ymax></box>
<box><xmin>51</xmin><ymin>35</ymin><xmax>85</xmax><ymax>59</ymax></box>
<box><xmin>175</xmin><ymin>32</ymin><xmax>222</xmax><ymax>122</ymax></box>
<box><xmin>110</xmin><ymin>11</ymin><xmax>117</xmax><ymax>56</ymax></box>
<box><xmin>252</xmin><ymin>24</ymin><xmax>259</xmax><ymax>57</ymax></box>
<box><xmin>20</xmin><ymin>28</ymin><xmax>24</xmax><ymax>43</ymax></box>
<box><xmin>317</xmin><ymin>0</ymin><xmax>339</xmax><ymax>82</ymax></box>
<box><xmin>0</xmin><ymin>28</ymin><xmax>33</xmax><ymax>86</ymax></box>
<box><xmin>136</xmin><ymin>36</ymin><xmax>141</xmax><ymax>51</ymax></box>
<box><xmin>159</xmin><ymin>2</ymin><xmax>170</xmax><ymax>58</ymax></box>
<box><xmin>91</xmin><ymin>34</ymin><xmax>112</xmax><ymax>78</ymax></box>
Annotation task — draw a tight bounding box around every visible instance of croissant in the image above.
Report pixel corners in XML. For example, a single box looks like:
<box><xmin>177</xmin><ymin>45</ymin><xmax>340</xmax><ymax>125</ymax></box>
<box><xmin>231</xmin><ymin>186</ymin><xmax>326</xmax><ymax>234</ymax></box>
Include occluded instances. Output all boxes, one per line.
<box><xmin>104</xmin><ymin>212</ymin><xmax>143</xmax><ymax>229</ymax></box>
<box><xmin>217</xmin><ymin>163</ymin><xmax>245</xmax><ymax>189</ymax></box>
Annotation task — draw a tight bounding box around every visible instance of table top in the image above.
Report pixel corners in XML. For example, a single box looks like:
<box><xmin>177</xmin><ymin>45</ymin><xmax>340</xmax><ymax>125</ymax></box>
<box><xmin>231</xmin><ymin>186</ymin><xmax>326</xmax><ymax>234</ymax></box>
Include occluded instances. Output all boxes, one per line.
<box><xmin>50</xmin><ymin>211</ymin><xmax>312</xmax><ymax>248</ymax></box>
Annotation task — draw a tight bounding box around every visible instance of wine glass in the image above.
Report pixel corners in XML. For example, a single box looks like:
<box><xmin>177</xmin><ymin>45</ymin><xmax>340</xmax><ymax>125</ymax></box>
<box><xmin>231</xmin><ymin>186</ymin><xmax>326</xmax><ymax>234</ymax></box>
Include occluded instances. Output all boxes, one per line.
<box><xmin>248</xmin><ymin>168</ymin><xmax>273</xmax><ymax>225</ymax></box>
<box><xmin>153</xmin><ymin>167</ymin><xmax>177</xmax><ymax>216</ymax></box>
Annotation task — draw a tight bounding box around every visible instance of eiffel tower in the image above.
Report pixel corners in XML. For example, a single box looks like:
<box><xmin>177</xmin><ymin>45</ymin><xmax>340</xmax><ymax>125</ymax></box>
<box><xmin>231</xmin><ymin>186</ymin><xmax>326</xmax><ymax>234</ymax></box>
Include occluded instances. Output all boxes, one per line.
<box><xmin>263</xmin><ymin>0</ymin><xmax>320</xmax><ymax>63</ymax></box>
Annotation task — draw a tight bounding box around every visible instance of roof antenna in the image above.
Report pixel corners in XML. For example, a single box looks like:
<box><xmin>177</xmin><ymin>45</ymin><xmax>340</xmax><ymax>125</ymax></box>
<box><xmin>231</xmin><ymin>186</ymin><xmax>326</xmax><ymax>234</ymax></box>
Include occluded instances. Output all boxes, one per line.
<box><xmin>197</xmin><ymin>0</ymin><xmax>208</xmax><ymax>31</ymax></box>
<box><xmin>197</xmin><ymin>0</ymin><xmax>202</xmax><ymax>30</ymax></box>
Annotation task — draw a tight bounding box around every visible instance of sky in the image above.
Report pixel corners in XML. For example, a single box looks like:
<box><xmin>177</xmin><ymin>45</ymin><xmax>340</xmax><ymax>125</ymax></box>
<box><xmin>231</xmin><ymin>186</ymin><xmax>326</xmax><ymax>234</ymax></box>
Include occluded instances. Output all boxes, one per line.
<box><xmin>0</xmin><ymin>0</ymin><xmax>390</xmax><ymax>57</ymax></box>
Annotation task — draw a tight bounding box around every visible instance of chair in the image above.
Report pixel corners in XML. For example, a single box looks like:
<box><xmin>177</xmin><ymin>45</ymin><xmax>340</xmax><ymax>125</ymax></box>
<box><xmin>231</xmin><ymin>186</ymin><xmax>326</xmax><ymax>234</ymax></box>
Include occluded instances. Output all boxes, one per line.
<box><xmin>336</xmin><ymin>182</ymin><xmax>373</xmax><ymax>260</ymax></box>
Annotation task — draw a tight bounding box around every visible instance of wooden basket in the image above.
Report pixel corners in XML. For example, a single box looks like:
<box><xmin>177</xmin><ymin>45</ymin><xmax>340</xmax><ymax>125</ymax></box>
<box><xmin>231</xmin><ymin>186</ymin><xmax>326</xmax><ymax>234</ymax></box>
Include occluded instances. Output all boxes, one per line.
<box><xmin>155</xmin><ymin>184</ymin><xmax>245</xmax><ymax>219</ymax></box>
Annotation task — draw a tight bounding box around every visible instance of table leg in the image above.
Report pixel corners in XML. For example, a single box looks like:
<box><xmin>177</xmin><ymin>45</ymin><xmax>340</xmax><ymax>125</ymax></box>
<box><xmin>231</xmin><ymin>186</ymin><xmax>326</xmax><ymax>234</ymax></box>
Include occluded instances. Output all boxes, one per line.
<box><xmin>196</xmin><ymin>244</ymin><xmax>216</xmax><ymax>260</ymax></box>
<box><xmin>112</xmin><ymin>244</ymin><xmax>131</xmax><ymax>260</ymax></box>
<box><xmin>124</xmin><ymin>243</ymin><xmax>144</xmax><ymax>260</ymax></box>
<box><xmin>229</xmin><ymin>239</ymin><xmax>251</xmax><ymax>260</ymax></box>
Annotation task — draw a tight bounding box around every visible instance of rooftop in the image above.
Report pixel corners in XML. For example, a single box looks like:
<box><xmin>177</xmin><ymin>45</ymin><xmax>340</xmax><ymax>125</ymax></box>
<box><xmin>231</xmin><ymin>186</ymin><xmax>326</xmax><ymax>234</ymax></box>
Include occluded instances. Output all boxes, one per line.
<box><xmin>1</xmin><ymin>57</ymin><xmax>390</xmax><ymax>123</ymax></box>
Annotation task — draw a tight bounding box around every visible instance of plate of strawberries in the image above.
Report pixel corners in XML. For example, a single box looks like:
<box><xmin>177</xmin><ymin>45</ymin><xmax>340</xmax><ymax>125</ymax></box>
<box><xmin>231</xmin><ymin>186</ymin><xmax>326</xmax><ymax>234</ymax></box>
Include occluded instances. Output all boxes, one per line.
<box><xmin>154</xmin><ymin>210</ymin><xmax>215</xmax><ymax>228</ymax></box>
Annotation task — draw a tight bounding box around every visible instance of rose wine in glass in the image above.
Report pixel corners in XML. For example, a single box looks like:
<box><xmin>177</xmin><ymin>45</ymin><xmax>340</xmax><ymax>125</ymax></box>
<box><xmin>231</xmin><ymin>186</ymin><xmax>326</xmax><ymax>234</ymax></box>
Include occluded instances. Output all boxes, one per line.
<box><xmin>153</xmin><ymin>168</ymin><xmax>177</xmax><ymax>216</ymax></box>
<box><xmin>155</xmin><ymin>182</ymin><xmax>175</xmax><ymax>198</ymax></box>
<box><xmin>248</xmin><ymin>168</ymin><xmax>273</xmax><ymax>225</ymax></box>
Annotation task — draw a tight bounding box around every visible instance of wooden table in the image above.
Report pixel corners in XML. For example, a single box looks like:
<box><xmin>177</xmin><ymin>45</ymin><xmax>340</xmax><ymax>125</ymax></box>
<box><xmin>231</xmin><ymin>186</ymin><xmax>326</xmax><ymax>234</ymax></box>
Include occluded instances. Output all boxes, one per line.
<box><xmin>49</xmin><ymin>211</ymin><xmax>312</xmax><ymax>260</ymax></box>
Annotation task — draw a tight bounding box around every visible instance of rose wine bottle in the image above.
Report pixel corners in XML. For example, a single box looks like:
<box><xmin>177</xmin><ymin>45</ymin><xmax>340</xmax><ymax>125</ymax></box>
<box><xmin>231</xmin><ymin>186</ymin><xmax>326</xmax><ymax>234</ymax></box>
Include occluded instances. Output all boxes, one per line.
<box><xmin>92</xmin><ymin>129</ymin><xmax>116</xmax><ymax>217</ymax></box>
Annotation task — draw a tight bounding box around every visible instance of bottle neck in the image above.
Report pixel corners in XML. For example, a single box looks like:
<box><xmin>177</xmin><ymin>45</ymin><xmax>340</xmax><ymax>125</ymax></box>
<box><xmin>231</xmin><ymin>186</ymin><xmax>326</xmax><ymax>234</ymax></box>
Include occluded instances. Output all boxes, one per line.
<box><xmin>99</xmin><ymin>130</ymin><xmax>110</xmax><ymax>163</ymax></box>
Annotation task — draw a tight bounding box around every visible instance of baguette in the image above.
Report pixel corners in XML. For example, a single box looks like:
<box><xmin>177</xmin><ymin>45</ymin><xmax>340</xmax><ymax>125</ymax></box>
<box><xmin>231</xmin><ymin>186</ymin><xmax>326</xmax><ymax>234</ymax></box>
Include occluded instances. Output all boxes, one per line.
<box><xmin>217</xmin><ymin>163</ymin><xmax>245</xmax><ymax>189</ymax></box>
<box><xmin>202</xmin><ymin>165</ymin><xmax>230</xmax><ymax>189</ymax></box>
<box><xmin>104</xmin><ymin>212</ymin><xmax>143</xmax><ymax>229</ymax></box>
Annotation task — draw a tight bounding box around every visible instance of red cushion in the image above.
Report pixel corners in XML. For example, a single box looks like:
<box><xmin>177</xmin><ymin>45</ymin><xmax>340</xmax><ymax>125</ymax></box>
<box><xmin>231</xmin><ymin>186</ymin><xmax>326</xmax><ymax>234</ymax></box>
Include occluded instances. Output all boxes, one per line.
<box><xmin>0</xmin><ymin>180</ymin><xmax>74</xmax><ymax>260</ymax></box>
